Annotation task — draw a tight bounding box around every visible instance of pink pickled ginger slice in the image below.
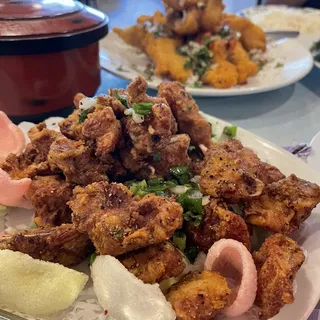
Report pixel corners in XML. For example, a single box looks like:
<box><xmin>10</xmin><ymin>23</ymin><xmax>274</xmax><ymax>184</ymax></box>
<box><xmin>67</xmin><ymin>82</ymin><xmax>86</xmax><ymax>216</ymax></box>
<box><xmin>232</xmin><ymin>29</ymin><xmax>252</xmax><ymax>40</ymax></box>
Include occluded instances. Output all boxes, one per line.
<box><xmin>0</xmin><ymin>111</ymin><xmax>26</xmax><ymax>164</ymax></box>
<box><xmin>204</xmin><ymin>239</ymin><xmax>257</xmax><ymax>317</ymax></box>
<box><xmin>0</xmin><ymin>169</ymin><xmax>31</xmax><ymax>207</ymax></box>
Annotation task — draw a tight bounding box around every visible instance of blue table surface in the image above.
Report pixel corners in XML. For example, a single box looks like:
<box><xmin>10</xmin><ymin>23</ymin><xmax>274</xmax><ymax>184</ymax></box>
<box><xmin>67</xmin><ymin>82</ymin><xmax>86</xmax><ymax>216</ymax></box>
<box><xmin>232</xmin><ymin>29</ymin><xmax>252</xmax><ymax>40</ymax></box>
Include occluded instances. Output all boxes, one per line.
<box><xmin>97</xmin><ymin>0</ymin><xmax>320</xmax><ymax>147</ymax></box>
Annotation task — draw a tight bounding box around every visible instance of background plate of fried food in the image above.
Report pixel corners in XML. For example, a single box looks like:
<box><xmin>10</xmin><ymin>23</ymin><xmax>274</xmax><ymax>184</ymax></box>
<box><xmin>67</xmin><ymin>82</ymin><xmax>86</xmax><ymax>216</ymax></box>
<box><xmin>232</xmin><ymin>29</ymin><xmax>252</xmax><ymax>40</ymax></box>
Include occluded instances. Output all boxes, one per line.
<box><xmin>0</xmin><ymin>76</ymin><xmax>320</xmax><ymax>320</ymax></box>
<box><xmin>99</xmin><ymin>0</ymin><xmax>313</xmax><ymax>96</ymax></box>
<box><xmin>239</xmin><ymin>5</ymin><xmax>320</xmax><ymax>69</ymax></box>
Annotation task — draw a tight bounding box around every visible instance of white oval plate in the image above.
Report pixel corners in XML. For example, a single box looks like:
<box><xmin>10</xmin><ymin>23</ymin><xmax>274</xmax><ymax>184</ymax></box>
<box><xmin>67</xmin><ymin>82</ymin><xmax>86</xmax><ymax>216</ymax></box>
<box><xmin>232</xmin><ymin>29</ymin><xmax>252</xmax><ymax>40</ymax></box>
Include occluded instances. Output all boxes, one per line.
<box><xmin>239</xmin><ymin>5</ymin><xmax>320</xmax><ymax>68</ymax></box>
<box><xmin>309</xmin><ymin>131</ymin><xmax>320</xmax><ymax>173</ymax></box>
<box><xmin>1</xmin><ymin>114</ymin><xmax>320</xmax><ymax>320</ymax></box>
<box><xmin>99</xmin><ymin>32</ymin><xmax>313</xmax><ymax>97</ymax></box>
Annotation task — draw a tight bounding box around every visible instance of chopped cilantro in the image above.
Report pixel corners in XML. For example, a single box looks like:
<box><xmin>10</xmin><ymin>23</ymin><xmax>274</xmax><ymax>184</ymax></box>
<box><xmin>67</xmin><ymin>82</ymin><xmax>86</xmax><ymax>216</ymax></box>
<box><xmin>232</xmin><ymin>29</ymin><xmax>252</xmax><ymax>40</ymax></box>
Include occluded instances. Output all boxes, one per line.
<box><xmin>223</xmin><ymin>125</ymin><xmax>237</xmax><ymax>138</ymax></box>
<box><xmin>132</xmin><ymin>102</ymin><xmax>153</xmax><ymax>115</ymax></box>
<box><xmin>78</xmin><ymin>109</ymin><xmax>89</xmax><ymax>123</ymax></box>
<box><xmin>144</xmin><ymin>65</ymin><xmax>154</xmax><ymax>81</ymax></box>
<box><xmin>90</xmin><ymin>252</ymin><xmax>97</xmax><ymax>265</ymax></box>
<box><xmin>114</xmin><ymin>89</ymin><xmax>128</xmax><ymax>107</ymax></box>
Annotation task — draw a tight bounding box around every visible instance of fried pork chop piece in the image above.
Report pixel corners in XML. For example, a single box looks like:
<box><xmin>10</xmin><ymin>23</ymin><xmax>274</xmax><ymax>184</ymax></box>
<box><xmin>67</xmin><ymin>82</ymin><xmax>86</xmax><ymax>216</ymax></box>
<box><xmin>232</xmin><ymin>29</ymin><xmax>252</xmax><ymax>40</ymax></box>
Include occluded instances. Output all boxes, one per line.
<box><xmin>157</xmin><ymin>81</ymin><xmax>212</xmax><ymax>147</ymax></box>
<box><xmin>253</xmin><ymin>234</ymin><xmax>305</xmax><ymax>320</ymax></box>
<box><xmin>48</xmin><ymin>137</ymin><xmax>109</xmax><ymax>185</ymax></box>
<box><xmin>245</xmin><ymin>174</ymin><xmax>320</xmax><ymax>234</ymax></box>
<box><xmin>119</xmin><ymin>241</ymin><xmax>186</xmax><ymax>284</ymax></box>
<box><xmin>1</xmin><ymin>123</ymin><xmax>61</xmax><ymax>180</ymax></box>
<box><xmin>0</xmin><ymin>224</ymin><xmax>92</xmax><ymax>267</ymax></box>
<box><xmin>186</xmin><ymin>199</ymin><xmax>250</xmax><ymax>252</ymax></box>
<box><xmin>123</xmin><ymin>103</ymin><xmax>176</xmax><ymax>156</ymax></box>
<box><xmin>27</xmin><ymin>175</ymin><xmax>73</xmax><ymax>227</ymax></box>
<box><xmin>200</xmin><ymin>150</ymin><xmax>265</xmax><ymax>202</ymax></box>
<box><xmin>69</xmin><ymin>182</ymin><xmax>183</xmax><ymax>256</ymax></box>
<box><xmin>166</xmin><ymin>271</ymin><xmax>231</xmax><ymax>320</ymax></box>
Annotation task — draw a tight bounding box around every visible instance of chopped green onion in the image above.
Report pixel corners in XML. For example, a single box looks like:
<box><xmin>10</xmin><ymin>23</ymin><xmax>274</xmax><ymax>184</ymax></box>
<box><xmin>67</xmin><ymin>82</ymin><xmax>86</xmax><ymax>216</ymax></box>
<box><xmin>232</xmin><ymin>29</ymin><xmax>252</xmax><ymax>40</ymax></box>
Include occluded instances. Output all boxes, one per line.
<box><xmin>184</xmin><ymin>246</ymin><xmax>199</xmax><ymax>263</ymax></box>
<box><xmin>78</xmin><ymin>109</ymin><xmax>89</xmax><ymax>123</ymax></box>
<box><xmin>130</xmin><ymin>180</ymin><xmax>148</xmax><ymax>195</ymax></box>
<box><xmin>153</xmin><ymin>152</ymin><xmax>161</xmax><ymax>162</ymax></box>
<box><xmin>148</xmin><ymin>178</ymin><xmax>164</xmax><ymax>186</ymax></box>
<box><xmin>223</xmin><ymin>125</ymin><xmax>237</xmax><ymax>138</ymax></box>
<box><xmin>90</xmin><ymin>252</ymin><xmax>98</xmax><ymax>265</ymax></box>
<box><xmin>132</xmin><ymin>102</ymin><xmax>153</xmax><ymax>115</ymax></box>
<box><xmin>130</xmin><ymin>179</ymin><xmax>176</xmax><ymax>196</ymax></box>
<box><xmin>173</xmin><ymin>230</ymin><xmax>187</xmax><ymax>252</ymax></box>
<box><xmin>169</xmin><ymin>166</ymin><xmax>191</xmax><ymax>185</ymax></box>
<box><xmin>183</xmin><ymin>211</ymin><xmax>203</xmax><ymax>227</ymax></box>
<box><xmin>147</xmin><ymin>181</ymin><xmax>176</xmax><ymax>192</ymax></box>
<box><xmin>114</xmin><ymin>89</ymin><xmax>128</xmax><ymax>108</ymax></box>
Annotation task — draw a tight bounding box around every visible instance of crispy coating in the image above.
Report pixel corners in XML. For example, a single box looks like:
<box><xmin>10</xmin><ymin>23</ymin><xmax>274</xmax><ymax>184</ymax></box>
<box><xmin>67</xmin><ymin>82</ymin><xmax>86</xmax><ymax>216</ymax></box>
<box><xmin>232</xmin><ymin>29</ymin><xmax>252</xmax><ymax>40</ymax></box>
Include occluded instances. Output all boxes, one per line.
<box><xmin>223</xmin><ymin>14</ymin><xmax>267</xmax><ymax>52</ymax></box>
<box><xmin>201</xmin><ymin>0</ymin><xmax>225</xmax><ymax>33</ymax></box>
<box><xmin>166</xmin><ymin>271</ymin><xmax>231</xmax><ymax>320</ymax></box>
<box><xmin>253</xmin><ymin>234</ymin><xmax>305</xmax><ymax>320</ymax></box>
<box><xmin>245</xmin><ymin>174</ymin><xmax>320</xmax><ymax>234</ymax></box>
<box><xmin>228</xmin><ymin>38</ymin><xmax>258</xmax><ymax>84</ymax></box>
<box><xmin>119</xmin><ymin>241</ymin><xmax>186</xmax><ymax>284</ymax></box>
<box><xmin>27</xmin><ymin>175</ymin><xmax>73</xmax><ymax>227</ymax></box>
<box><xmin>186</xmin><ymin>199</ymin><xmax>250</xmax><ymax>252</ymax></box>
<box><xmin>200</xmin><ymin>150</ymin><xmax>265</xmax><ymax>201</ymax></box>
<box><xmin>152</xmin><ymin>134</ymin><xmax>191</xmax><ymax>177</ymax></box>
<box><xmin>256</xmin><ymin>162</ymin><xmax>285</xmax><ymax>185</ymax></box>
<box><xmin>1</xmin><ymin>144</ymin><xmax>52</xmax><ymax>179</ymax></box>
<box><xmin>0</xmin><ymin>224</ymin><xmax>93</xmax><ymax>267</ymax></box>
<box><xmin>123</xmin><ymin>103</ymin><xmax>176</xmax><ymax>156</ymax></box>
<box><xmin>48</xmin><ymin>137</ymin><xmax>109</xmax><ymax>185</ymax></box>
<box><xmin>69</xmin><ymin>181</ymin><xmax>183</xmax><ymax>256</ymax></box>
<box><xmin>113</xmin><ymin>25</ymin><xmax>147</xmax><ymax>49</ymax></box>
<box><xmin>59</xmin><ymin>108</ymin><xmax>85</xmax><ymax>140</ymax></box>
<box><xmin>157</xmin><ymin>81</ymin><xmax>212</xmax><ymax>147</ymax></box>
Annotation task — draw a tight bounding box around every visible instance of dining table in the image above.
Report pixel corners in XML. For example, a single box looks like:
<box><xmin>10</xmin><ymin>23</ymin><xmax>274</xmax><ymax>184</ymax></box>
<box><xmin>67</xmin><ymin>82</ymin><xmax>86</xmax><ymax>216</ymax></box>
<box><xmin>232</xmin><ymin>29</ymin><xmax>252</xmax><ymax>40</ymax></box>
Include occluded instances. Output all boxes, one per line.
<box><xmin>96</xmin><ymin>0</ymin><xmax>320</xmax><ymax>148</ymax></box>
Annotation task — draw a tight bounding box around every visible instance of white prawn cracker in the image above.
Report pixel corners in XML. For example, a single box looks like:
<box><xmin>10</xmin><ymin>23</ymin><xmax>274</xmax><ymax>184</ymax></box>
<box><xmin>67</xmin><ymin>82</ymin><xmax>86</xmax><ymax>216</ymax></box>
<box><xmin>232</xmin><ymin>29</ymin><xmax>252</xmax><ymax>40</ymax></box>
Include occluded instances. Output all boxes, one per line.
<box><xmin>91</xmin><ymin>255</ymin><xmax>176</xmax><ymax>320</ymax></box>
<box><xmin>0</xmin><ymin>250</ymin><xmax>88</xmax><ymax>316</ymax></box>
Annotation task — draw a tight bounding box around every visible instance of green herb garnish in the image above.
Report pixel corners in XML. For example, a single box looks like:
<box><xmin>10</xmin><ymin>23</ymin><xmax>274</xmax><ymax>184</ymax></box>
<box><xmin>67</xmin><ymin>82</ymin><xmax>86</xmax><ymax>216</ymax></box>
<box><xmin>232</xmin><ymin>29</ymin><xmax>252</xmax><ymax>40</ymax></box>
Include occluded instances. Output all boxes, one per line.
<box><xmin>153</xmin><ymin>152</ymin><xmax>161</xmax><ymax>162</ymax></box>
<box><xmin>129</xmin><ymin>178</ymin><xmax>176</xmax><ymax>196</ymax></box>
<box><xmin>117</xmin><ymin>65</ymin><xmax>125</xmax><ymax>71</ymax></box>
<box><xmin>184</xmin><ymin>246</ymin><xmax>199</xmax><ymax>263</ymax></box>
<box><xmin>144</xmin><ymin>66</ymin><xmax>154</xmax><ymax>81</ymax></box>
<box><xmin>275</xmin><ymin>62</ymin><xmax>284</xmax><ymax>68</ymax></box>
<box><xmin>132</xmin><ymin>102</ymin><xmax>153</xmax><ymax>115</ymax></box>
<box><xmin>169</xmin><ymin>166</ymin><xmax>191</xmax><ymax>185</ymax></box>
<box><xmin>78</xmin><ymin>109</ymin><xmax>89</xmax><ymax>123</ymax></box>
<box><xmin>177</xmin><ymin>188</ymin><xmax>203</xmax><ymax>226</ymax></box>
<box><xmin>173</xmin><ymin>230</ymin><xmax>187</xmax><ymax>251</ymax></box>
<box><xmin>90</xmin><ymin>252</ymin><xmax>97</xmax><ymax>265</ymax></box>
<box><xmin>192</xmin><ymin>80</ymin><xmax>203</xmax><ymax>88</ymax></box>
<box><xmin>218</xmin><ymin>26</ymin><xmax>230</xmax><ymax>38</ymax></box>
<box><xmin>223</xmin><ymin>125</ymin><xmax>237</xmax><ymax>138</ymax></box>
<box><xmin>114</xmin><ymin>89</ymin><xmax>128</xmax><ymax>107</ymax></box>
<box><xmin>114</xmin><ymin>229</ymin><xmax>124</xmax><ymax>239</ymax></box>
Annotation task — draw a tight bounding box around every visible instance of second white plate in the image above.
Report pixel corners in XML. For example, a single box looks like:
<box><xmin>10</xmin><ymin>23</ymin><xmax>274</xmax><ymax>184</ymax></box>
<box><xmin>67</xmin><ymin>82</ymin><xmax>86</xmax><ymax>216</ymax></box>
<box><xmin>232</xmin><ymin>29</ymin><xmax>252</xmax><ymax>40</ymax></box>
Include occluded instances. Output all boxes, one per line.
<box><xmin>100</xmin><ymin>32</ymin><xmax>313</xmax><ymax>97</ymax></box>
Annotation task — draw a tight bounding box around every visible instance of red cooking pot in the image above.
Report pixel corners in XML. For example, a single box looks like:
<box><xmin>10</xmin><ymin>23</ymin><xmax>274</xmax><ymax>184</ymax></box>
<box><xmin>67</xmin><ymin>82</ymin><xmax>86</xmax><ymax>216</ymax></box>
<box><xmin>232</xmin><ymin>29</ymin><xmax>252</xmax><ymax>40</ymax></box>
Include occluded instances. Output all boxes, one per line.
<box><xmin>0</xmin><ymin>0</ymin><xmax>109</xmax><ymax>123</ymax></box>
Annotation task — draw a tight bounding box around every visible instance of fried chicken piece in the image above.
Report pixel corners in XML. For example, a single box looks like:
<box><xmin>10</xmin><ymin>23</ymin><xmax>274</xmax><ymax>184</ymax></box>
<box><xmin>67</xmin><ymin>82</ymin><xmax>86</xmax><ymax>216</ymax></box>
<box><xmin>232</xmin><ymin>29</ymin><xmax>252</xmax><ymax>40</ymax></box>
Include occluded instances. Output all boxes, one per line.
<box><xmin>69</xmin><ymin>182</ymin><xmax>183</xmax><ymax>256</ymax></box>
<box><xmin>166</xmin><ymin>271</ymin><xmax>231</xmax><ymax>320</ymax></box>
<box><xmin>152</xmin><ymin>134</ymin><xmax>191</xmax><ymax>177</ymax></box>
<box><xmin>119</xmin><ymin>241</ymin><xmax>186</xmax><ymax>284</ymax></box>
<box><xmin>255</xmin><ymin>162</ymin><xmax>285</xmax><ymax>185</ymax></box>
<box><xmin>27</xmin><ymin>175</ymin><xmax>73</xmax><ymax>227</ymax></box>
<box><xmin>186</xmin><ymin>199</ymin><xmax>250</xmax><ymax>252</ymax></box>
<box><xmin>245</xmin><ymin>174</ymin><xmax>320</xmax><ymax>234</ymax></box>
<box><xmin>1</xmin><ymin>144</ymin><xmax>52</xmax><ymax>179</ymax></box>
<box><xmin>253</xmin><ymin>234</ymin><xmax>305</xmax><ymax>320</ymax></box>
<box><xmin>157</xmin><ymin>82</ymin><xmax>212</xmax><ymax>147</ymax></box>
<box><xmin>228</xmin><ymin>38</ymin><xmax>258</xmax><ymax>84</ymax></box>
<box><xmin>0</xmin><ymin>224</ymin><xmax>93</xmax><ymax>267</ymax></box>
<box><xmin>113</xmin><ymin>24</ymin><xmax>147</xmax><ymax>49</ymax></box>
<box><xmin>48</xmin><ymin>137</ymin><xmax>109</xmax><ymax>185</ymax></box>
<box><xmin>223</xmin><ymin>14</ymin><xmax>266</xmax><ymax>52</ymax></box>
<box><xmin>28</xmin><ymin>122</ymin><xmax>61</xmax><ymax>160</ymax></box>
<box><xmin>200</xmin><ymin>150</ymin><xmax>265</xmax><ymax>202</ymax></box>
<box><xmin>201</xmin><ymin>0</ymin><xmax>225</xmax><ymax>33</ymax></box>
<box><xmin>123</xmin><ymin>103</ymin><xmax>176</xmax><ymax>156</ymax></box>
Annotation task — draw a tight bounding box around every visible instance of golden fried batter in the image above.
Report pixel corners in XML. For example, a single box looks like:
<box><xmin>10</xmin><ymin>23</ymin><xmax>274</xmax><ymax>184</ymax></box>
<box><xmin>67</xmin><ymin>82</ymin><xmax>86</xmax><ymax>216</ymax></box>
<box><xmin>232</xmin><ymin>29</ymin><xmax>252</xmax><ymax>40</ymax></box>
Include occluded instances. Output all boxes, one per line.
<box><xmin>119</xmin><ymin>241</ymin><xmax>186</xmax><ymax>284</ymax></box>
<box><xmin>200</xmin><ymin>150</ymin><xmax>265</xmax><ymax>202</ymax></box>
<box><xmin>69</xmin><ymin>182</ymin><xmax>183</xmax><ymax>256</ymax></box>
<box><xmin>166</xmin><ymin>271</ymin><xmax>231</xmax><ymax>320</ymax></box>
<box><xmin>113</xmin><ymin>25</ymin><xmax>147</xmax><ymax>49</ymax></box>
<box><xmin>223</xmin><ymin>14</ymin><xmax>267</xmax><ymax>52</ymax></box>
<box><xmin>0</xmin><ymin>224</ymin><xmax>92</xmax><ymax>267</ymax></box>
<box><xmin>245</xmin><ymin>174</ymin><xmax>320</xmax><ymax>234</ymax></box>
<box><xmin>27</xmin><ymin>175</ymin><xmax>73</xmax><ymax>227</ymax></box>
<box><xmin>157</xmin><ymin>81</ymin><xmax>212</xmax><ymax>147</ymax></box>
<box><xmin>48</xmin><ymin>137</ymin><xmax>109</xmax><ymax>185</ymax></box>
<box><xmin>186</xmin><ymin>199</ymin><xmax>250</xmax><ymax>252</ymax></box>
<box><xmin>253</xmin><ymin>234</ymin><xmax>305</xmax><ymax>320</ymax></box>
